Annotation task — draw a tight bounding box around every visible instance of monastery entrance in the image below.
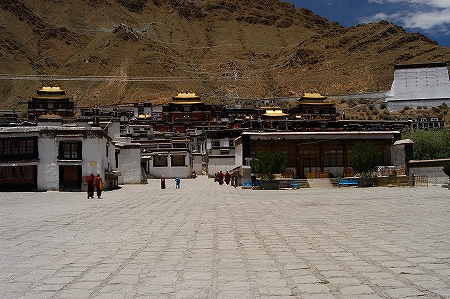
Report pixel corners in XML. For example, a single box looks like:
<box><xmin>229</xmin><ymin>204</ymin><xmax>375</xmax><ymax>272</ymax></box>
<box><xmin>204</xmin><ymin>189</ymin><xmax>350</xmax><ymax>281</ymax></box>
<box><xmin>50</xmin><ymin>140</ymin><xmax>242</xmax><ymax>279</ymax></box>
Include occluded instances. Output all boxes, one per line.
<box><xmin>297</xmin><ymin>146</ymin><xmax>321</xmax><ymax>179</ymax></box>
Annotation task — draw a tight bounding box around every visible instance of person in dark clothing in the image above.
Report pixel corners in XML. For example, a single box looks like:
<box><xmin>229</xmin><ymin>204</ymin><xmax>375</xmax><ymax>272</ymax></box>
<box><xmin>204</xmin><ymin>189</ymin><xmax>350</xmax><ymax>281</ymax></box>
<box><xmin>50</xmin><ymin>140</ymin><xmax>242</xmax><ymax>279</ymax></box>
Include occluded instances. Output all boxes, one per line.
<box><xmin>161</xmin><ymin>175</ymin><xmax>166</xmax><ymax>189</ymax></box>
<box><xmin>94</xmin><ymin>174</ymin><xmax>103</xmax><ymax>198</ymax></box>
<box><xmin>87</xmin><ymin>173</ymin><xmax>95</xmax><ymax>199</ymax></box>
<box><xmin>251</xmin><ymin>173</ymin><xmax>256</xmax><ymax>188</ymax></box>
<box><xmin>218</xmin><ymin>171</ymin><xmax>224</xmax><ymax>185</ymax></box>
<box><xmin>225</xmin><ymin>171</ymin><xmax>231</xmax><ymax>185</ymax></box>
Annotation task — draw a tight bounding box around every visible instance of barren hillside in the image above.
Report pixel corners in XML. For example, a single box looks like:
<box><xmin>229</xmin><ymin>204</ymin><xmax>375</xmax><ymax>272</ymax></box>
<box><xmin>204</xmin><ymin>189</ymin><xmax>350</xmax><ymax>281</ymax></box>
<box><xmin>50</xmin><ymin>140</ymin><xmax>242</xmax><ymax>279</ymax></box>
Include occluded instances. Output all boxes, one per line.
<box><xmin>1</xmin><ymin>0</ymin><xmax>450</xmax><ymax>109</ymax></box>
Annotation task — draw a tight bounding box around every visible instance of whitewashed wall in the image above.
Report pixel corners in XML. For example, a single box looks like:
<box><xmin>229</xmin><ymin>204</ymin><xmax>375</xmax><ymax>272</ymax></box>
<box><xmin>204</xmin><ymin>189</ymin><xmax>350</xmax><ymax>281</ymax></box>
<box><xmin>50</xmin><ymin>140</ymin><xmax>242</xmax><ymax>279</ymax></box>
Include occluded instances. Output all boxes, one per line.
<box><xmin>387</xmin><ymin>64</ymin><xmax>450</xmax><ymax>110</ymax></box>
<box><xmin>37</xmin><ymin>134</ymin><xmax>59</xmax><ymax>191</ymax></box>
<box><xmin>37</xmin><ymin>127</ymin><xmax>115</xmax><ymax>191</ymax></box>
<box><xmin>147</xmin><ymin>156</ymin><xmax>192</xmax><ymax>179</ymax></box>
<box><xmin>389</xmin><ymin>65</ymin><xmax>450</xmax><ymax>101</ymax></box>
<box><xmin>208</xmin><ymin>156</ymin><xmax>236</xmax><ymax>176</ymax></box>
<box><xmin>117</xmin><ymin>146</ymin><xmax>142</xmax><ymax>184</ymax></box>
<box><xmin>83</xmin><ymin>137</ymin><xmax>108</xmax><ymax>178</ymax></box>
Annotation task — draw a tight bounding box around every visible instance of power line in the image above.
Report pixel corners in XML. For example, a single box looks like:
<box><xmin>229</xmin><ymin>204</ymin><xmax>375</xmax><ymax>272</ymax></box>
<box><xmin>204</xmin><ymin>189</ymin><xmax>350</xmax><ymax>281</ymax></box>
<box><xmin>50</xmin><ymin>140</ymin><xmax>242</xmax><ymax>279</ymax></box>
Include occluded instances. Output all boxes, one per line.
<box><xmin>346</xmin><ymin>0</ymin><xmax>375</xmax><ymax>23</ymax></box>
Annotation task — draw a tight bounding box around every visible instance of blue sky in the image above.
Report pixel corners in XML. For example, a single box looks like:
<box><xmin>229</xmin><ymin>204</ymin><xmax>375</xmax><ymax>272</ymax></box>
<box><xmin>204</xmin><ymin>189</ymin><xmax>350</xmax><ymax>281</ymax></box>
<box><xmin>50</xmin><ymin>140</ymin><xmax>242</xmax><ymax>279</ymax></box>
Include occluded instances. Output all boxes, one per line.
<box><xmin>287</xmin><ymin>0</ymin><xmax>450</xmax><ymax>47</ymax></box>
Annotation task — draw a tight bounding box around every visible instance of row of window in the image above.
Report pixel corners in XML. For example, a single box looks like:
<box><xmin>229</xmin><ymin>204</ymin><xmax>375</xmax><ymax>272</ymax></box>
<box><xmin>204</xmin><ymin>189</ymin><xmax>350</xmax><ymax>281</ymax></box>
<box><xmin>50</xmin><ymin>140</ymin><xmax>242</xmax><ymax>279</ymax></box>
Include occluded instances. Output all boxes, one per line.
<box><xmin>211</xmin><ymin>140</ymin><xmax>234</xmax><ymax>147</ymax></box>
<box><xmin>0</xmin><ymin>138</ymin><xmax>84</xmax><ymax>160</ymax></box>
<box><xmin>0</xmin><ymin>139</ymin><xmax>34</xmax><ymax>155</ymax></box>
<box><xmin>153</xmin><ymin>155</ymin><xmax>186</xmax><ymax>167</ymax></box>
<box><xmin>251</xmin><ymin>145</ymin><xmax>389</xmax><ymax>168</ymax></box>
<box><xmin>28</xmin><ymin>103</ymin><xmax>74</xmax><ymax>109</ymax></box>
<box><xmin>0</xmin><ymin>166</ymin><xmax>34</xmax><ymax>180</ymax></box>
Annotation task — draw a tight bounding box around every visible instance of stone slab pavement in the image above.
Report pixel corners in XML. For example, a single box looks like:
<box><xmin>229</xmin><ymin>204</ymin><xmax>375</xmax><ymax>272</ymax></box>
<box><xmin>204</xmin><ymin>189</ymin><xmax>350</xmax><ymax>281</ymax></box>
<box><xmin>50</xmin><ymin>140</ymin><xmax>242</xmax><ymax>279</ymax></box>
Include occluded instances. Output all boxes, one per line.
<box><xmin>1</xmin><ymin>176</ymin><xmax>450</xmax><ymax>299</ymax></box>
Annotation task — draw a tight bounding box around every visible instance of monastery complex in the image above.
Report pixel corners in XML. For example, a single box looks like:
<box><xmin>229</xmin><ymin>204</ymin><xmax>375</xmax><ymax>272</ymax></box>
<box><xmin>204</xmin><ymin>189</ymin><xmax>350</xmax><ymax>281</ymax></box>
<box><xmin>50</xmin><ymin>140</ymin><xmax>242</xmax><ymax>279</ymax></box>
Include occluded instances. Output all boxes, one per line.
<box><xmin>1</xmin><ymin>62</ymin><xmax>450</xmax><ymax>191</ymax></box>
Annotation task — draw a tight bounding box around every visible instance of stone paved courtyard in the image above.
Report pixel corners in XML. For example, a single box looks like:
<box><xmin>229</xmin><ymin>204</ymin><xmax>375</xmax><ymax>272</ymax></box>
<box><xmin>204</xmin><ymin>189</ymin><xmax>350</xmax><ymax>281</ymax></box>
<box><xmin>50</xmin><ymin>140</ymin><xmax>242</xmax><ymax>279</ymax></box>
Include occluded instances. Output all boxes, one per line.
<box><xmin>1</xmin><ymin>176</ymin><xmax>450</xmax><ymax>298</ymax></box>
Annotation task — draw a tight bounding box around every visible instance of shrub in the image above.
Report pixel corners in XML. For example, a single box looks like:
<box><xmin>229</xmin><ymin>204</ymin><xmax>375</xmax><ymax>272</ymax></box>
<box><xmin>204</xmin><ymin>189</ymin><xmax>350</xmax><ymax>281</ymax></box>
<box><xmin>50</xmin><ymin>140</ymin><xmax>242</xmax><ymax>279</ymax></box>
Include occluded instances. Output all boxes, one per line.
<box><xmin>402</xmin><ymin>128</ymin><xmax>450</xmax><ymax>160</ymax></box>
<box><xmin>250</xmin><ymin>150</ymin><xmax>287</xmax><ymax>181</ymax></box>
<box><xmin>349</xmin><ymin>141</ymin><xmax>382</xmax><ymax>175</ymax></box>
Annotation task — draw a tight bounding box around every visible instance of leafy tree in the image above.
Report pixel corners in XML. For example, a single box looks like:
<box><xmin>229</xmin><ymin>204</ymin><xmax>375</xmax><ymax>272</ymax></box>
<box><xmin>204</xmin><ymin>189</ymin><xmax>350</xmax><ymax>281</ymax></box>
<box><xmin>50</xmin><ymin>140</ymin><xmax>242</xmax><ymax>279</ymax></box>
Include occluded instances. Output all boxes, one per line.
<box><xmin>250</xmin><ymin>150</ymin><xmax>286</xmax><ymax>181</ymax></box>
<box><xmin>402</xmin><ymin>128</ymin><xmax>450</xmax><ymax>160</ymax></box>
<box><xmin>348</xmin><ymin>141</ymin><xmax>382</xmax><ymax>175</ymax></box>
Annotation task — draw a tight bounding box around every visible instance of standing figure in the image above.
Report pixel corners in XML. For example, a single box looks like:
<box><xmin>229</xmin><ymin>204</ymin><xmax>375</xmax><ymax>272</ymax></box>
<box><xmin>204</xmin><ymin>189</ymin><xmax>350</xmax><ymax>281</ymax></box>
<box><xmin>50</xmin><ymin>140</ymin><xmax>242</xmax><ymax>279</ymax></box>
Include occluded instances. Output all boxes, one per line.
<box><xmin>87</xmin><ymin>173</ymin><xmax>95</xmax><ymax>199</ymax></box>
<box><xmin>225</xmin><ymin>171</ymin><xmax>231</xmax><ymax>185</ymax></box>
<box><xmin>161</xmin><ymin>175</ymin><xmax>166</xmax><ymax>189</ymax></box>
<box><xmin>251</xmin><ymin>173</ymin><xmax>256</xmax><ymax>188</ymax></box>
<box><xmin>95</xmin><ymin>174</ymin><xmax>103</xmax><ymax>198</ymax></box>
<box><xmin>218</xmin><ymin>171</ymin><xmax>224</xmax><ymax>185</ymax></box>
<box><xmin>175</xmin><ymin>176</ymin><xmax>181</xmax><ymax>189</ymax></box>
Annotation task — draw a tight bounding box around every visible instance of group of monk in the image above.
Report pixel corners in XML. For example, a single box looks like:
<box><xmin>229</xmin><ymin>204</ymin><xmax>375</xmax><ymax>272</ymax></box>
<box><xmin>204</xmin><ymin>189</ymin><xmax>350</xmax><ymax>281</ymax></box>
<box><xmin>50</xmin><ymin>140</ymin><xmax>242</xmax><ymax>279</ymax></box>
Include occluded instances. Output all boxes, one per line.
<box><xmin>216</xmin><ymin>170</ymin><xmax>231</xmax><ymax>185</ymax></box>
<box><xmin>87</xmin><ymin>173</ymin><xmax>103</xmax><ymax>199</ymax></box>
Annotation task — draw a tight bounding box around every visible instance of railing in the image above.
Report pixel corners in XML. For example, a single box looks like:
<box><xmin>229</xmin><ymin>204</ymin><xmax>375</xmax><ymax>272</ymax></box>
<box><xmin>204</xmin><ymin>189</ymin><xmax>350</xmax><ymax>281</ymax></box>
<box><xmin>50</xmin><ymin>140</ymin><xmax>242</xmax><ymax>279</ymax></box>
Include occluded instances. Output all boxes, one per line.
<box><xmin>375</xmin><ymin>175</ymin><xmax>428</xmax><ymax>187</ymax></box>
<box><xmin>414</xmin><ymin>176</ymin><xmax>429</xmax><ymax>187</ymax></box>
<box><xmin>306</xmin><ymin>171</ymin><xmax>329</xmax><ymax>178</ymax></box>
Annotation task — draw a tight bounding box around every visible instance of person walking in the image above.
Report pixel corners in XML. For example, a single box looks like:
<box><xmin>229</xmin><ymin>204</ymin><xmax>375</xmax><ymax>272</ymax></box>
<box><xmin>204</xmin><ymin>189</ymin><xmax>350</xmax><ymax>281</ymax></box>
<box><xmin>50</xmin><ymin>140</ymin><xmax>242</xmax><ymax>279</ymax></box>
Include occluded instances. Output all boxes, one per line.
<box><xmin>218</xmin><ymin>171</ymin><xmax>224</xmax><ymax>185</ymax></box>
<box><xmin>175</xmin><ymin>176</ymin><xmax>181</xmax><ymax>189</ymax></box>
<box><xmin>251</xmin><ymin>173</ymin><xmax>256</xmax><ymax>188</ymax></box>
<box><xmin>225</xmin><ymin>171</ymin><xmax>231</xmax><ymax>185</ymax></box>
<box><xmin>94</xmin><ymin>174</ymin><xmax>103</xmax><ymax>198</ymax></box>
<box><xmin>87</xmin><ymin>173</ymin><xmax>95</xmax><ymax>199</ymax></box>
<box><xmin>161</xmin><ymin>175</ymin><xmax>166</xmax><ymax>189</ymax></box>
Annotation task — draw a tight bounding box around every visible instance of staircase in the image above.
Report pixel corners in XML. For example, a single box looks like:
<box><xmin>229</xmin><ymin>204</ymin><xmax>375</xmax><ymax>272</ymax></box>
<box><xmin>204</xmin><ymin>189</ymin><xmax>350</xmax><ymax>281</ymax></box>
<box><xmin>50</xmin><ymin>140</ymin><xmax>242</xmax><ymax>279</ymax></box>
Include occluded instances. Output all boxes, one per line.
<box><xmin>329</xmin><ymin>178</ymin><xmax>341</xmax><ymax>187</ymax></box>
<box><xmin>295</xmin><ymin>179</ymin><xmax>310</xmax><ymax>188</ymax></box>
<box><xmin>307</xmin><ymin>178</ymin><xmax>334</xmax><ymax>189</ymax></box>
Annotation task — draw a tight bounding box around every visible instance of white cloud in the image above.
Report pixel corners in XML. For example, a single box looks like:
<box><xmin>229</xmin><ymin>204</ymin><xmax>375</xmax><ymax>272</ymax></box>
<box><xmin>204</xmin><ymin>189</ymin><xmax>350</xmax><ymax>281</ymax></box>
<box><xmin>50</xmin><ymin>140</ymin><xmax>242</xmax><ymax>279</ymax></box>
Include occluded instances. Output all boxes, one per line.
<box><xmin>402</xmin><ymin>8</ymin><xmax>450</xmax><ymax>29</ymax></box>
<box><xmin>365</xmin><ymin>0</ymin><xmax>450</xmax><ymax>33</ymax></box>
<box><xmin>368</xmin><ymin>0</ymin><xmax>450</xmax><ymax>9</ymax></box>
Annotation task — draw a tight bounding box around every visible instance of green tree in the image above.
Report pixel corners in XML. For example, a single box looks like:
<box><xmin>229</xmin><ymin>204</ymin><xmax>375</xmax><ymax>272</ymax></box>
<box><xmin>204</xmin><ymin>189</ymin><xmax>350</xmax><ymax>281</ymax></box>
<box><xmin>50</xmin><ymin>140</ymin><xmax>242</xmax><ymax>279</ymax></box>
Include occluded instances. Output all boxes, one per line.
<box><xmin>250</xmin><ymin>150</ymin><xmax>286</xmax><ymax>181</ymax></box>
<box><xmin>348</xmin><ymin>141</ymin><xmax>382</xmax><ymax>175</ymax></box>
<box><xmin>402</xmin><ymin>128</ymin><xmax>450</xmax><ymax>160</ymax></box>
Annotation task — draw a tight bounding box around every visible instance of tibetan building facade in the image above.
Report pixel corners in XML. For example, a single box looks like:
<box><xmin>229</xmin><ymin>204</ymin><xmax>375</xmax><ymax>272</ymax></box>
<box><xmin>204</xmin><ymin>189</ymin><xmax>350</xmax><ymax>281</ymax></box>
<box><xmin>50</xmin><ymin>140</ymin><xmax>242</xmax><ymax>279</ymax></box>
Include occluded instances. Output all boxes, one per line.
<box><xmin>235</xmin><ymin>131</ymin><xmax>401</xmax><ymax>179</ymax></box>
<box><xmin>0</xmin><ymin>125</ymin><xmax>116</xmax><ymax>192</ymax></box>
<box><xmin>27</xmin><ymin>85</ymin><xmax>75</xmax><ymax>120</ymax></box>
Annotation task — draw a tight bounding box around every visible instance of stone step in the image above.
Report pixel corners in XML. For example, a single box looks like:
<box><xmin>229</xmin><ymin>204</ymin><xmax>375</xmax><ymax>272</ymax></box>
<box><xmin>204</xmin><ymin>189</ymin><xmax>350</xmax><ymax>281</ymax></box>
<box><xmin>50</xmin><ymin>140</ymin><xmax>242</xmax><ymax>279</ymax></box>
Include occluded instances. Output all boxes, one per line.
<box><xmin>307</xmin><ymin>178</ymin><xmax>334</xmax><ymax>189</ymax></box>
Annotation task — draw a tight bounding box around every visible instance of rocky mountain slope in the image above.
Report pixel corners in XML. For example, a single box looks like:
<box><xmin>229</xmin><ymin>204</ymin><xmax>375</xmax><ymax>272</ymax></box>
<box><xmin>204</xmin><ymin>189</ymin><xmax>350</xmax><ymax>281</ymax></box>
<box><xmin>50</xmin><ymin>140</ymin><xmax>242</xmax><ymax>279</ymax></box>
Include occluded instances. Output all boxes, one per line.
<box><xmin>1</xmin><ymin>0</ymin><xmax>450</xmax><ymax>109</ymax></box>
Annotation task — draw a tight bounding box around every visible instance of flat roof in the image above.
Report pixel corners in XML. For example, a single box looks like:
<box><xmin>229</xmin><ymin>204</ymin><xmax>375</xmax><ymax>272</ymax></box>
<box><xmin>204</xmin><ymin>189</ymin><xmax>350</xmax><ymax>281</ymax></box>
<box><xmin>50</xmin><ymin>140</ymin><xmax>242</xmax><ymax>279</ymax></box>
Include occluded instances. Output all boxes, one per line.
<box><xmin>0</xmin><ymin>126</ymin><xmax>104</xmax><ymax>134</ymax></box>
<box><xmin>241</xmin><ymin>131</ymin><xmax>400</xmax><ymax>140</ymax></box>
<box><xmin>394</xmin><ymin>62</ymin><xmax>448</xmax><ymax>69</ymax></box>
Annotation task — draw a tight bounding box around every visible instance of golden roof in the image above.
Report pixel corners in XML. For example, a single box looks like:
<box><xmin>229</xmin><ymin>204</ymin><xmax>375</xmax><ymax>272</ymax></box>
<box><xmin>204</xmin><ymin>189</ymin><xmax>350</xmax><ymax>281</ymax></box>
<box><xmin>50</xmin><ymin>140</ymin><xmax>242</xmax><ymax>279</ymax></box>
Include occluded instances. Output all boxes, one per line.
<box><xmin>172</xmin><ymin>92</ymin><xmax>201</xmax><ymax>104</ymax></box>
<box><xmin>174</xmin><ymin>92</ymin><xmax>199</xmax><ymax>99</ymax></box>
<box><xmin>301</xmin><ymin>92</ymin><xmax>327</xmax><ymax>99</ymax></box>
<box><xmin>263</xmin><ymin>109</ymin><xmax>288</xmax><ymax>117</ymax></box>
<box><xmin>40</xmin><ymin>86</ymin><xmax>64</xmax><ymax>92</ymax></box>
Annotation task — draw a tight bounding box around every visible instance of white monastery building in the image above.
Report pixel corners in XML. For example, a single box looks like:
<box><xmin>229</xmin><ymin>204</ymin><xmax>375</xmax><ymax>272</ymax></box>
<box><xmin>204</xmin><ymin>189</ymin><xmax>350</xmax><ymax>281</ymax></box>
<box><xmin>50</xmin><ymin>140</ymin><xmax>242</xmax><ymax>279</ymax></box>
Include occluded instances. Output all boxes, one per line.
<box><xmin>386</xmin><ymin>62</ymin><xmax>450</xmax><ymax>111</ymax></box>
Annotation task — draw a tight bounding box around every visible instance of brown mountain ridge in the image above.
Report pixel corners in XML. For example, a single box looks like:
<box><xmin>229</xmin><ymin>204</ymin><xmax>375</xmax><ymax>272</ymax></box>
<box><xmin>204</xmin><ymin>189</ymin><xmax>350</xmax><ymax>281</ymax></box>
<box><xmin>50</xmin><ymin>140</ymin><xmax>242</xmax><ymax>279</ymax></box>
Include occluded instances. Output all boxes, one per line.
<box><xmin>1</xmin><ymin>0</ymin><xmax>450</xmax><ymax>110</ymax></box>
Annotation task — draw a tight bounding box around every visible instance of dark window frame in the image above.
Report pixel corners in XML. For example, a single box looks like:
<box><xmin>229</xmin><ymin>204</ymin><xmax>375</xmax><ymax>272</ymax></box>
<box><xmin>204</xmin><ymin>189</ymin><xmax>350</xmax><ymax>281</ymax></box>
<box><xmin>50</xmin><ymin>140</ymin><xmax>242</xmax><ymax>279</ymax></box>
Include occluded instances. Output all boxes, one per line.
<box><xmin>0</xmin><ymin>137</ymin><xmax>38</xmax><ymax>161</ymax></box>
<box><xmin>171</xmin><ymin>155</ymin><xmax>185</xmax><ymax>166</ymax></box>
<box><xmin>58</xmin><ymin>141</ymin><xmax>82</xmax><ymax>160</ymax></box>
<box><xmin>153</xmin><ymin>155</ymin><xmax>168</xmax><ymax>167</ymax></box>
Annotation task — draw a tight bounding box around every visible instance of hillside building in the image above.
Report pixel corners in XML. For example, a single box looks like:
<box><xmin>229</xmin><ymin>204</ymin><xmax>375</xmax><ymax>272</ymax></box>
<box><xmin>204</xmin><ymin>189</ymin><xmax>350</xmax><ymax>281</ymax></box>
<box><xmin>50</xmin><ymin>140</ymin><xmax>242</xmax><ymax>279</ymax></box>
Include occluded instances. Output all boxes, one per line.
<box><xmin>289</xmin><ymin>93</ymin><xmax>336</xmax><ymax>121</ymax></box>
<box><xmin>409</xmin><ymin>116</ymin><xmax>446</xmax><ymax>131</ymax></box>
<box><xmin>2</xmin><ymin>85</ymin><xmax>420</xmax><ymax>190</ymax></box>
<box><xmin>386</xmin><ymin>62</ymin><xmax>450</xmax><ymax>111</ymax></box>
<box><xmin>28</xmin><ymin>85</ymin><xmax>75</xmax><ymax>120</ymax></box>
